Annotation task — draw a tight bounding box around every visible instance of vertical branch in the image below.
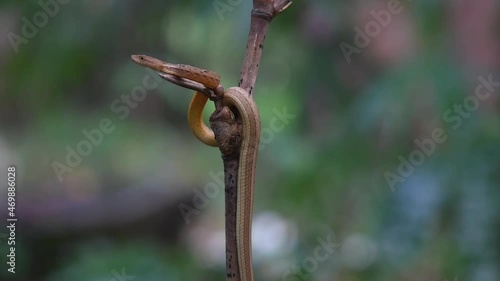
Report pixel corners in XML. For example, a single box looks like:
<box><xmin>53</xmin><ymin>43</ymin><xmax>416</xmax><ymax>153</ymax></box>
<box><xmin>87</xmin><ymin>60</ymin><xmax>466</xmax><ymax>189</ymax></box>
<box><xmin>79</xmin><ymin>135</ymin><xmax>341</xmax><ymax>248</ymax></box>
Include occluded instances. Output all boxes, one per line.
<box><xmin>223</xmin><ymin>157</ymin><xmax>241</xmax><ymax>281</ymax></box>
<box><xmin>237</xmin><ymin>15</ymin><xmax>269</xmax><ymax>95</ymax></box>
<box><xmin>214</xmin><ymin>1</ymin><xmax>292</xmax><ymax>281</ymax></box>
<box><xmin>238</xmin><ymin>0</ymin><xmax>293</xmax><ymax>96</ymax></box>
<box><xmin>210</xmin><ymin>101</ymin><xmax>242</xmax><ymax>281</ymax></box>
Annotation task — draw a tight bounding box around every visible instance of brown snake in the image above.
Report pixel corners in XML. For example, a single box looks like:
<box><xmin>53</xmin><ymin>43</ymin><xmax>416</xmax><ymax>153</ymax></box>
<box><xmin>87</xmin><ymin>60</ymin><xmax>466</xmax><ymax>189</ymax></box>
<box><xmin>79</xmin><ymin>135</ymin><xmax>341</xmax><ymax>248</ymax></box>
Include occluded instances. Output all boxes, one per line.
<box><xmin>132</xmin><ymin>54</ymin><xmax>260</xmax><ymax>281</ymax></box>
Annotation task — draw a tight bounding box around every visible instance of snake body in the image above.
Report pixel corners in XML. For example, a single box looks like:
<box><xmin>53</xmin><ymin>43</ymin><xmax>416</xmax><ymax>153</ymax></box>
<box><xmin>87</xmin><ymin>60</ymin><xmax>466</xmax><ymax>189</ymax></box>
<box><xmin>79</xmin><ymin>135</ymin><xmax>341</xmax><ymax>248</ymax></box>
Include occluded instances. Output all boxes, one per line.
<box><xmin>131</xmin><ymin>55</ymin><xmax>260</xmax><ymax>281</ymax></box>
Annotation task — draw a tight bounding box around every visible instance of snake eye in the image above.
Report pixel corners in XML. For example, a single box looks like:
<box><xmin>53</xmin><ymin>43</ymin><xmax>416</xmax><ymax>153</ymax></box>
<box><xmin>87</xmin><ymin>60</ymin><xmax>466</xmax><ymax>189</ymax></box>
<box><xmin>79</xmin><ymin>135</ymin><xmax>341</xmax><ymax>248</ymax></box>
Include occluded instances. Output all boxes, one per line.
<box><xmin>140</xmin><ymin>56</ymin><xmax>144</xmax><ymax>61</ymax></box>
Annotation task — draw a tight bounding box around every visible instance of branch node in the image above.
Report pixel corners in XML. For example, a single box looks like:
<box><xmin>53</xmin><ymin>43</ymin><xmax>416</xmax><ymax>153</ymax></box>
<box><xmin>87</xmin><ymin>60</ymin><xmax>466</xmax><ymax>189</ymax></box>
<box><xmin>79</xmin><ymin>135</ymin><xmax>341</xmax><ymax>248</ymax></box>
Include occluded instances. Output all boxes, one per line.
<box><xmin>251</xmin><ymin>9</ymin><xmax>273</xmax><ymax>21</ymax></box>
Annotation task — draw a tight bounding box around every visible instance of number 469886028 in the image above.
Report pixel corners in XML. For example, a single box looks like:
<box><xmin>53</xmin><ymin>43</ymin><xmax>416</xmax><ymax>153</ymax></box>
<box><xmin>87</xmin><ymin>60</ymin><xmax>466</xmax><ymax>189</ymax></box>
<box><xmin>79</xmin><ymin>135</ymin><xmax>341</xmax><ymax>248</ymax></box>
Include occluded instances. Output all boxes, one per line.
<box><xmin>7</xmin><ymin>167</ymin><xmax>16</xmax><ymax>216</ymax></box>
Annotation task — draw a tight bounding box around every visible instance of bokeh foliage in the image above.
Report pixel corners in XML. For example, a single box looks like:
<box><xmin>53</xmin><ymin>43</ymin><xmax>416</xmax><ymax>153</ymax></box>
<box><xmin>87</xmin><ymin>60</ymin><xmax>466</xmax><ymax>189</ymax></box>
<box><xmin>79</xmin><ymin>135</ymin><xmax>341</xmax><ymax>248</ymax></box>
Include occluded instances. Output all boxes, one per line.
<box><xmin>0</xmin><ymin>0</ymin><xmax>499</xmax><ymax>281</ymax></box>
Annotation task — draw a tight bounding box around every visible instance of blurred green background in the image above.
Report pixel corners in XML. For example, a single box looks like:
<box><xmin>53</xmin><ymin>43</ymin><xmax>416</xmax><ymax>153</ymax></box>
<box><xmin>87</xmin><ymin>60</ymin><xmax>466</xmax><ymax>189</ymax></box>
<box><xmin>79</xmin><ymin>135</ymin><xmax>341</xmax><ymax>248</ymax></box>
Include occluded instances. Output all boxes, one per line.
<box><xmin>0</xmin><ymin>0</ymin><xmax>499</xmax><ymax>280</ymax></box>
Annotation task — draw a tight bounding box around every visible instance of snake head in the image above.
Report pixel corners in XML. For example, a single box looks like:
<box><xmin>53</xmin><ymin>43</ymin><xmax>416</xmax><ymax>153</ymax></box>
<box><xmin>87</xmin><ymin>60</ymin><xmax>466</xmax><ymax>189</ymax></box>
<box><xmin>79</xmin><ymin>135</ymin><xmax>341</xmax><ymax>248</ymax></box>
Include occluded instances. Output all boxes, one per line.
<box><xmin>131</xmin><ymin>54</ymin><xmax>166</xmax><ymax>73</ymax></box>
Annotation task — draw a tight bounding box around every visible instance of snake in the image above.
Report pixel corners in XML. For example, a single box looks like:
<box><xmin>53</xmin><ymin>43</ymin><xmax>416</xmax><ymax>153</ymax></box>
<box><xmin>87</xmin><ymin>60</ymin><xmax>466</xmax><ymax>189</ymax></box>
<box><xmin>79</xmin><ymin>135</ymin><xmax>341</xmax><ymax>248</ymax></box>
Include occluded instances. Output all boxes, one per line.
<box><xmin>131</xmin><ymin>54</ymin><xmax>260</xmax><ymax>281</ymax></box>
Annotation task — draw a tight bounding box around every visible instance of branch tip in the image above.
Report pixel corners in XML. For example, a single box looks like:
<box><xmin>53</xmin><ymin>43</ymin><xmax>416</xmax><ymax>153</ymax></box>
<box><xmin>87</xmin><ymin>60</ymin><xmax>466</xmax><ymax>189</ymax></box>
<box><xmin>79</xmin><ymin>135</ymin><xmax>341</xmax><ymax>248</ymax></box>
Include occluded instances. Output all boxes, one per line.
<box><xmin>274</xmin><ymin>0</ymin><xmax>292</xmax><ymax>14</ymax></box>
